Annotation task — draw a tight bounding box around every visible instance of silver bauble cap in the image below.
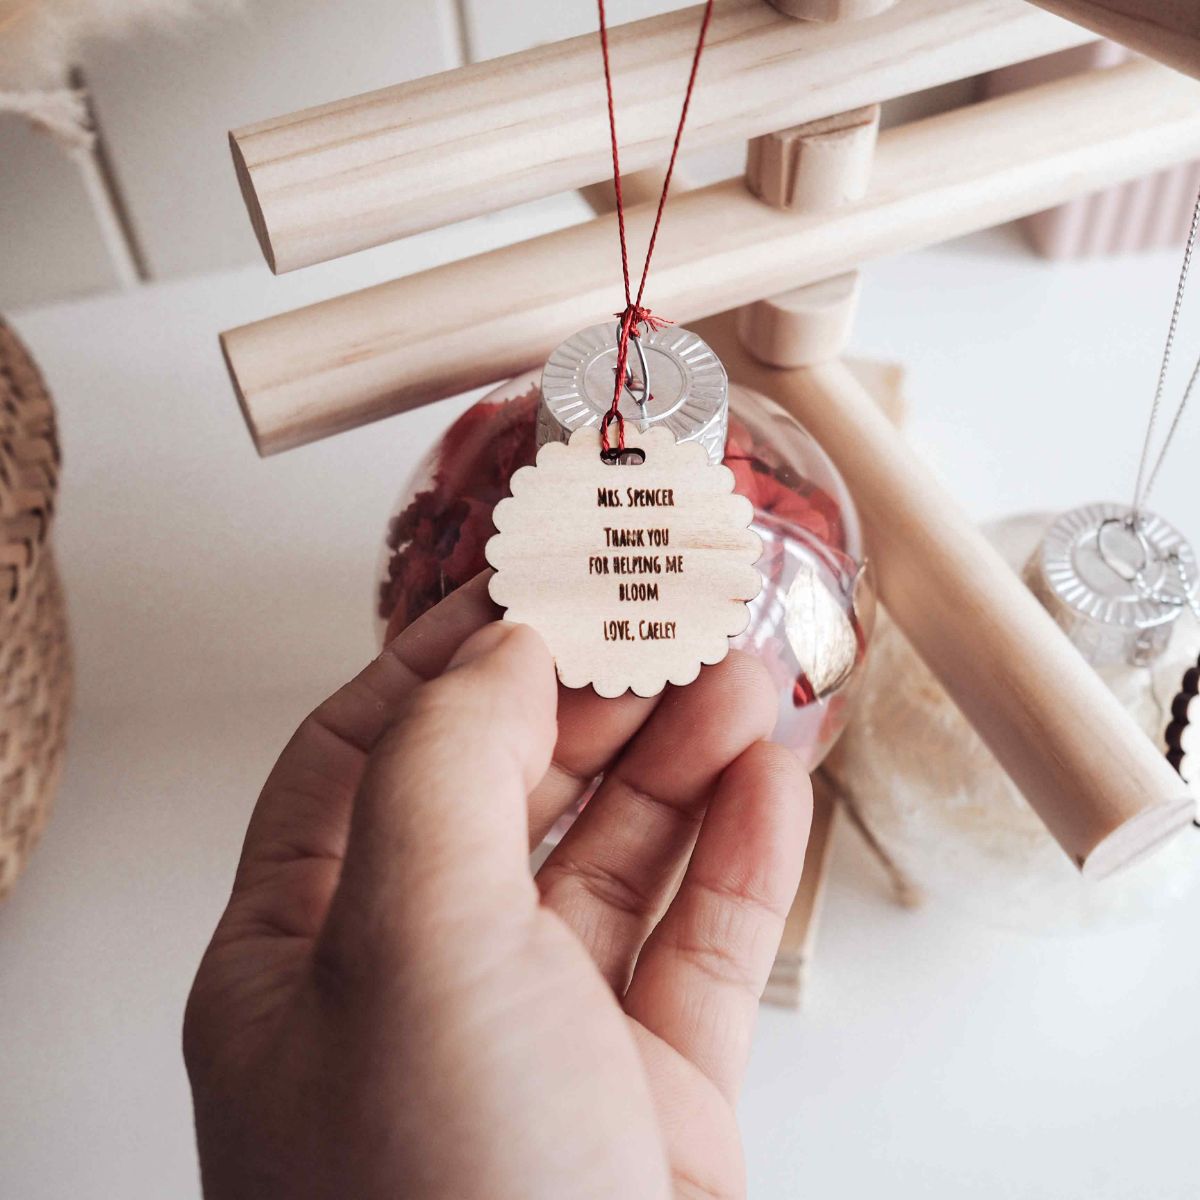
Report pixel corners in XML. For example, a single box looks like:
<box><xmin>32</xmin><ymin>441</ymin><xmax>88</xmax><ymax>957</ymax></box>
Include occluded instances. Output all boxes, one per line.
<box><xmin>538</xmin><ymin>322</ymin><xmax>728</xmax><ymax>463</ymax></box>
<box><xmin>1025</xmin><ymin>501</ymin><xmax>1198</xmax><ymax>667</ymax></box>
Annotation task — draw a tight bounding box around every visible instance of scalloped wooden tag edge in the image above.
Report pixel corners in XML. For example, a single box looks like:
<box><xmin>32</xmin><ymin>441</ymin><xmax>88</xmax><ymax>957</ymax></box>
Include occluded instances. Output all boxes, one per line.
<box><xmin>486</xmin><ymin>427</ymin><xmax>762</xmax><ymax>698</ymax></box>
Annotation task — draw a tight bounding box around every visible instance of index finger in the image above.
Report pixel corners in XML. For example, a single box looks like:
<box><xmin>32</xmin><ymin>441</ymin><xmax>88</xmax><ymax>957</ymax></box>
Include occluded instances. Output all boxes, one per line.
<box><xmin>232</xmin><ymin>574</ymin><xmax>500</xmax><ymax>898</ymax></box>
<box><xmin>404</xmin><ymin>573</ymin><xmax>664</xmax><ymax>847</ymax></box>
<box><xmin>230</xmin><ymin>570</ymin><xmax>660</xmax><ymax>923</ymax></box>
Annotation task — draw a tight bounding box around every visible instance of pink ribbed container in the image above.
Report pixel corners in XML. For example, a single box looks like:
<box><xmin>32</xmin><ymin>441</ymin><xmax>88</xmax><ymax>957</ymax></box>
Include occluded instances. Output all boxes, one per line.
<box><xmin>985</xmin><ymin>42</ymin><xmax>1200</xmax><ymax>259</ymax></box>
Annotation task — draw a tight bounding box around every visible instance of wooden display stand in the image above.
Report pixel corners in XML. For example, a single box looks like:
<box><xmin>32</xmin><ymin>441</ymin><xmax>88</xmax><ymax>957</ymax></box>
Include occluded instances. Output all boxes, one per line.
<box><xmin>219</xmin><ymin>1</ymin><xmax>1200</xmax><ymax>1005</ymax></box>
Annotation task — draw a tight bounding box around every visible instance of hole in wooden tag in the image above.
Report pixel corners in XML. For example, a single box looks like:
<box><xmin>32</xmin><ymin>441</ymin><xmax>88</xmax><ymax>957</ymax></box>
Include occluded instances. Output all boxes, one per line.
<box><xmin>599</xmin><ymin>446</ymin><xmax>646</xmax><ymax>466</ymax></box>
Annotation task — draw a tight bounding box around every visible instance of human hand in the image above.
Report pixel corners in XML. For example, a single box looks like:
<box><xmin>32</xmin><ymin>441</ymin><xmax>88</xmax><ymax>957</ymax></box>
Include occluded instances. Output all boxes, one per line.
<box><xmin>185</xmin><ymin>574</ymin><xmax>812</xmax><ymax>1200</ymax></box>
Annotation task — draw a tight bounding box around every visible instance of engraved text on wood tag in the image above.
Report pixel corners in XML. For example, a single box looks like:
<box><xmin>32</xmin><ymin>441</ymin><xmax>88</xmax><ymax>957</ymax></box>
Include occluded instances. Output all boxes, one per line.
<box><xmin>486</xmin><ymin>427</ymin><xmax>762</xmax><ymax>698</ymax></box>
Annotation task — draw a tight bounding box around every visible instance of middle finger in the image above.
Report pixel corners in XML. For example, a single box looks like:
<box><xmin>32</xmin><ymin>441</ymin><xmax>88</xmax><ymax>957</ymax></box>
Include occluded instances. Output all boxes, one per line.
<box><xmin>535</xmin><ymin>651</ymin><xmax>777</xmax><ymax>990</ymax></box>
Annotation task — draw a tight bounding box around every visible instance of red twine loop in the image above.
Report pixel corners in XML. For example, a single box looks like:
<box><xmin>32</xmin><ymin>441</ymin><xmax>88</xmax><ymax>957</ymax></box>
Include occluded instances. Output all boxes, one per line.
<box><xmin>596</xmin><ymin>0</ymin><xmax>714</xmax><ymax>454</ymax></box>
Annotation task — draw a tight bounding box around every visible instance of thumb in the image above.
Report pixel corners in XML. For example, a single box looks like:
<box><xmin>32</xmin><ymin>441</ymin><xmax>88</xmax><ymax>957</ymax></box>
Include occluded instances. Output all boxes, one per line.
<box><xmin>317</xmin><ymin>622</ymin><xmax>557</xmax><ymax>982</ymax></box>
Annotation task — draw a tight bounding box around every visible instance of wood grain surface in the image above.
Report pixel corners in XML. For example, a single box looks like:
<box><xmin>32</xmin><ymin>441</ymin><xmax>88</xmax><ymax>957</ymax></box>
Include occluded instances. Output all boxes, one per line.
<box><xmin>486</xmin><ymin>427</ymin><xmax>761</xmax><ymax>698</ymax></box>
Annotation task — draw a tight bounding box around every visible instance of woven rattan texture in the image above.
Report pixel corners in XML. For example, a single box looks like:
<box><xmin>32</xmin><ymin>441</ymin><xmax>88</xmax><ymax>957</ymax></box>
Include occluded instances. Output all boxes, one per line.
<box><xmin>0</xmin><ymin>320</ymin><xmax>71</xmax><ymax>899</ymax></box>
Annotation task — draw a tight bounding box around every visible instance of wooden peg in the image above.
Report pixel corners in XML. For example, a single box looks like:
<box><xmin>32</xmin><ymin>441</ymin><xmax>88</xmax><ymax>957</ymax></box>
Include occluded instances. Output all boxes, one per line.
<box><xmin>767</xmin><ymin>0</ymin><xmax>899</xmax><ymax>20</ymax></box>
<box><xmin>745</xmin><ymin>105</ymin><xmax>879</xmax><ymax>212</ymax></box>
<box><xmin>741</xmin><ymin>105</ymin><xmax>877</xmax><ymax>366</ymax></box>
<box><xmin>735</xmin><ymin>272</ymin><xmax>861</xmax><ymax>368</ymax></box>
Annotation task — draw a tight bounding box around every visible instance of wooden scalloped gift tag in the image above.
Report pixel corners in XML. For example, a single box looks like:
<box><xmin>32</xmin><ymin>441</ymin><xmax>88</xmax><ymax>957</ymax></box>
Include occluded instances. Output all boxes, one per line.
<box><xmin>486</xmin><ymin>426</ymin><xmax>762</xmax><ymax>698</ymax></box>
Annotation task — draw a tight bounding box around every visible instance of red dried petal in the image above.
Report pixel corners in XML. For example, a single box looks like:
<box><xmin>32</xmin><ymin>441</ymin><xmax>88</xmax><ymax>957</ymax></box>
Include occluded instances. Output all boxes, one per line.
<box><xmin>441</xmin><ymin>497</ymin><xmax>494</xmax><ymax>585</ymax></box>
<box><xmin>724</xmin><ymin>453</ymin><xmax>762</xmax><ymax>507</ymax></box>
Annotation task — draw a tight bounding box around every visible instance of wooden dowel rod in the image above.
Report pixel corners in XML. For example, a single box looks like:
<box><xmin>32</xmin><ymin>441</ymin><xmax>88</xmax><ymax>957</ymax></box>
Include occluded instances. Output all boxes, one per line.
<box><xmin>1026</xmin><ymin>1</ymin><xmax>1200</xmax><ymax>79</ymax></box>
<box><xmin>223</xmin><ymin>60</ymin><xmax>1200</xmax><ymax>456</ymax></box>
<box><xmin>692</xmin><ymin>323</ymin><xmax>1194</xmax><ymax>876</ymax></box>
<box><xmin>230</xmin><ymin>0</ymin><xmax>1094</xmax><ymax>273</ymax></box>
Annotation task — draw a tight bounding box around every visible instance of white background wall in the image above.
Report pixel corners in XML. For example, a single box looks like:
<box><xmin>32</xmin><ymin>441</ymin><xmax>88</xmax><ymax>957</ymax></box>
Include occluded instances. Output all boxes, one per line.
<box><xmin>2</xmin><ymin>0</ymin><xmax>467</xmax><ymax>305</ymax></box>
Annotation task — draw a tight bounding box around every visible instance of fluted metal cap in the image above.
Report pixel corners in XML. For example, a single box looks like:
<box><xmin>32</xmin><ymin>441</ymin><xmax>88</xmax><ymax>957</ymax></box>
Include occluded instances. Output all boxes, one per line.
<box><xmin>538</xmin><ymin>322</ymin><xmax>728</xmax><ymax>463</ymax></box>
<box><xmin>1025</xmin><ymin>501</ymin><xmax>1198</xmax><ymax>667</ymax></box>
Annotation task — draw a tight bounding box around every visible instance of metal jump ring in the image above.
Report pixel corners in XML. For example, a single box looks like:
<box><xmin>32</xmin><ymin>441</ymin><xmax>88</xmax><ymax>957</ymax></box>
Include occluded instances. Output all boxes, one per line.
<box><xmin>1094</xmin><ymin>514</ymin><xmax>1197</xmax><ymax>612</ymax></box>
<box><xmin>620</xmin><ymin>329</ymin><xmax>651</xmax><ymax>410</ymax></box>
<box><xmin>1095</xmin><ymin>514</ymin><xmax>1154</xmax><ymax>583</ymax></box>
<box><xmin>1144</xmin><ymin>552</ymin><xmax>1200</xmax><ymax>620</ymax></box>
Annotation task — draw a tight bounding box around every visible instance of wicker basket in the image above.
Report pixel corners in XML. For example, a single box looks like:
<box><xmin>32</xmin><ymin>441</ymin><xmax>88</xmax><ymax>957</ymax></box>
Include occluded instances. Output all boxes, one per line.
<box><xmin>0</xmin><ymin>319</ymin><xmax>71</xmax><ymax>899</ymax></box>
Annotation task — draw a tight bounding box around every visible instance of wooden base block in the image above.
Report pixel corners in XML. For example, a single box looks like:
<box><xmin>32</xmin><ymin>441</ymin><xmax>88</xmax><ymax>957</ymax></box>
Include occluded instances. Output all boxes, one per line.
<box><xmin>763</xmin><ymin>776</ymin><xmax>838</xmax><ymax>1008</ymax></box>
<box><xmin>736</xmin><ymin>273</ymin><xmax>861</xmax><ymax>368</ymax></box>
<box><xmin>761</xmin><ymin>354</ymin><xmax>909</xmax><ymax>1008</ymax></box>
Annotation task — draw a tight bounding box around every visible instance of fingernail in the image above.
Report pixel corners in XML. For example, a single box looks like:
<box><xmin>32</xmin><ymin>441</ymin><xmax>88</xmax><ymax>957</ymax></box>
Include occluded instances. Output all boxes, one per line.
<box><xmin>446</xmin><ymin>621</ymin><xmax>517</xmax><ymax>671</ymax></box>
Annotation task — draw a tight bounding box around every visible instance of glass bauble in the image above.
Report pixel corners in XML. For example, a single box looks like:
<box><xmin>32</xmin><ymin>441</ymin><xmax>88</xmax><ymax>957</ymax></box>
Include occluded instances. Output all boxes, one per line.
<box><xmin>378</xmin><ymin>369</ymin><xmax>874</xmax><ymax>771</ymax></box>
<box><xmin>832</xmin><ymin>512</ymin><xmax>1200</xmax><ymax>931</ymax></box>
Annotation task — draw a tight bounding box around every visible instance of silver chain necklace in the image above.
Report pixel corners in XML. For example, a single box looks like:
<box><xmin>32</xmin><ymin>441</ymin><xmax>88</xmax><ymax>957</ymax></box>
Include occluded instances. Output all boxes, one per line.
<box><xmin>1098</xmin><ymin>186</ymin><xmax>1200</xmax><ymax>621</ymax></box>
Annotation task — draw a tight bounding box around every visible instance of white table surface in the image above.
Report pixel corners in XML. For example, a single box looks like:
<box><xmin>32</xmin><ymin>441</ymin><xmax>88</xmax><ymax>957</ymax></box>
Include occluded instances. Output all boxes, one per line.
<box><xmin>3</xmin><ymin>198</ymin><xmax>1199</xmax><ymax>1200</ymax></box>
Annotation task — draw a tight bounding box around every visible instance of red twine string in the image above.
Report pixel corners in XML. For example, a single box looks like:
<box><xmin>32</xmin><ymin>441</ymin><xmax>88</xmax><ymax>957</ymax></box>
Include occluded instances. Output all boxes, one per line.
<box><xmin>597</xmin><ymin>0</ymin><xmax>714</xmax><ymax>453</ymax></box>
